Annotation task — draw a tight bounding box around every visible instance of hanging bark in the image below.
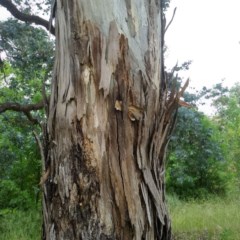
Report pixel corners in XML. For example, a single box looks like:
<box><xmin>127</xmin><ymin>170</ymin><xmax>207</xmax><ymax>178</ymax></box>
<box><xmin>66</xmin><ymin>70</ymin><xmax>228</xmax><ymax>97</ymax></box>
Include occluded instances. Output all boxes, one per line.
<box><xmin>43</xmin><ymin>0</ymin><xmax>179</xmax><ymax>239</ymax></box>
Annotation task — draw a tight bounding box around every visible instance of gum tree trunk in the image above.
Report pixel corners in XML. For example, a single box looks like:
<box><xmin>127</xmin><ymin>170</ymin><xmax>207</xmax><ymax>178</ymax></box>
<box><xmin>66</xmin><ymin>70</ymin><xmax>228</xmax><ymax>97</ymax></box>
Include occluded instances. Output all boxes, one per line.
<box><xmin>43</xmin><ymin>0</ymin><xmax>176</xmax><ymax>239</ymax></box>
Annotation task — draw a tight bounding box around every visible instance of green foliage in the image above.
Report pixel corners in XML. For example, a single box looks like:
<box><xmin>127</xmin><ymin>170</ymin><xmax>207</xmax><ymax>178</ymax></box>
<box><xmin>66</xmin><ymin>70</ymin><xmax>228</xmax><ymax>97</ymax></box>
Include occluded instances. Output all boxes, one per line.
<box><xmin>166</xmin><ymin>107</ymin><xmax>229</xmax><ymax>199</ymax></box>
<box><xmin>0</xmin><ymin>19</ymin><xmax>54</xmax><ymax>210</ymax></box>
<box><xmin>0</xmin><ymin>113</ymin><xmax>41</xmax><ymax>209</ymax></box>
<box><xmin>166</xmin><ymin>82</ymin><xmax>240</xmax><ymax>200</ymax></box>
<box><xmin>0</xmin><ymin>180</ymin><xmax>32</xmax><ymax>210</ymax></box>
<box><xmin>12</xmin><ymin>0</ymin><xmax>52</xmax><ymax>16</ymax></box>
<box><xmin>213</xmin><ymin>83</ymin><xmax>240</xmax><ymax>192</ymax></box>
<box><xmin>0</xmin><ymin>19</ymin><xmax>54</xmax><ymax>70</ymax></box>
<box><xmin>0</xmin><ymin>19</ymin><xmax>54</xmax><ymax>105</ymax></box>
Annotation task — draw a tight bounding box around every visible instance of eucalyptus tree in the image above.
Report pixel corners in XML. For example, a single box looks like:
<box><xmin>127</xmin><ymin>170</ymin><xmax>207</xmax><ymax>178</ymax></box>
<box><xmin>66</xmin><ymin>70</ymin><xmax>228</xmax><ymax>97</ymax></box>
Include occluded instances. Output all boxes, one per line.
<box><xmin>0</xmin><ymin>0</ymin><xmax>184</xmax><ymax>239</ymax></box>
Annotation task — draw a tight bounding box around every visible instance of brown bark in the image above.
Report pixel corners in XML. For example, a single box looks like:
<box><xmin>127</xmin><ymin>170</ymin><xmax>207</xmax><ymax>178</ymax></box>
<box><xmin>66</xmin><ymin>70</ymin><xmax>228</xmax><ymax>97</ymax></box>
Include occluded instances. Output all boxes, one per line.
<box><xmin>43</xmin><ymin>1</ymin><xmax>178</xmax><ymax>239</ymax></box>
<box><xmin>0</xmin><ymin>100</ymin><xmax>45</xmax><ymax>124</ymax></box>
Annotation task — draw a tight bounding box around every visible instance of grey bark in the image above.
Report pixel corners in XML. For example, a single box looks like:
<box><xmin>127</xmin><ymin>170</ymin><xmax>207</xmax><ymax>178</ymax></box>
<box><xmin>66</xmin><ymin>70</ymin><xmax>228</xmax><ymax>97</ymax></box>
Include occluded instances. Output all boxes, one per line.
<box><xmin>43</xmin><ymin>1</ymin><xmax>177</xmax><ymax>239</ymax></box>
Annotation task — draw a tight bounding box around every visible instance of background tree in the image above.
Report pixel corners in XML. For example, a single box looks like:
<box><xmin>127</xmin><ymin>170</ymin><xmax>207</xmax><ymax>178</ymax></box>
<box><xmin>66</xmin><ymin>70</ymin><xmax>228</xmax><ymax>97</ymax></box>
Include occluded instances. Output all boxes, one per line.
<box><xmin>0</xmin><ymin>19</ymin><xmax>54</xmax><ymax>210</ymax></box>
<box><xmin>166</xmin><ymin>106</ymin><xmax>229</xmax><ymax>199</ymax></box>
<box><xmin>164</xmin><ymin>66</ymin><xmax>230</xmax><ymax>199</ymax></box>
<box><xmin>212</xmin><ymin>83</ymin><xmax>240</xmax><ymax>191</ymax></box>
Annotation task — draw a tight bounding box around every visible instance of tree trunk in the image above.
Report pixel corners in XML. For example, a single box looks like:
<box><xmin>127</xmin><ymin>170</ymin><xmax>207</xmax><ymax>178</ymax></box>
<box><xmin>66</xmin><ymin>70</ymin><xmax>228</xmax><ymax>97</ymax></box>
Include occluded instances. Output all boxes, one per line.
<box><xmin>43</xmin><ymin>0</ymin><xmax>176</xmax><ymax>239</ymax></box>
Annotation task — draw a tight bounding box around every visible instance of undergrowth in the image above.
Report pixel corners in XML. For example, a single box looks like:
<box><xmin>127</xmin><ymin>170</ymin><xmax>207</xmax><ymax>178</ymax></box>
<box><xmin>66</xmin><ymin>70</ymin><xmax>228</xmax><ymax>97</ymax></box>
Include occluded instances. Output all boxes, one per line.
<box><xmin>0</xmin><ymin>195</ymin><xmax>239</xmax><ymax>240</ymax></box>
<box><xmin>0</xmin><ymin>208</ymin><xmax>41</xmax><ymax>240</ymax></box>
<box><xmin>167</xmin><ymin>194</ymin><xmax>240</xmax><ymax>240</ymax></box>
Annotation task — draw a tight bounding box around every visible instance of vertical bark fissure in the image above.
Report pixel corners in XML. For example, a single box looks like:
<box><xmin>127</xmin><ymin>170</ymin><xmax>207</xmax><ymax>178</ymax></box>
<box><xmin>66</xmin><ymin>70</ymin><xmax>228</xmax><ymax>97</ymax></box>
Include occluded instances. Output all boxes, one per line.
<box><xmin>115</xmin><ymin>113</ymin><xmax>126</xmax><ymax>200</ymax></box>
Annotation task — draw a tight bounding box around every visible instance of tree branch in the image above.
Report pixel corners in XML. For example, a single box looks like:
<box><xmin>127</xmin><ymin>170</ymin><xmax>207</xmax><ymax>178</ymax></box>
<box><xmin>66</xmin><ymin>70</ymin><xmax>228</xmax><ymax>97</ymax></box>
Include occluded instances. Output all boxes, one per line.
<box><xmin>33</xmin><ymin>130</ymin><xmax>45</xmax><ymax>170</ymax></box>
<box><xmin>0</xmin><ymin>0</ymin><xmax>55</xmax><ymax>35</ymax></box>
<box><xmin>24</xmin><ymin>111</ymin><xmax>40</xmax><ymax>124</ymax></box>
<box><xmin>0</xmin><ymin>100</ymin><xmax>44</xmax><ymax>124</ymax></box>
<box><xmin>0</xmin><ymin>101</ymin><xmax>44</xmax><ymax>113</ymax></box>
<box><xmin>164</xmin><ymin>7</ymin><xmax>177</xmax><ymax>34</ymax></box>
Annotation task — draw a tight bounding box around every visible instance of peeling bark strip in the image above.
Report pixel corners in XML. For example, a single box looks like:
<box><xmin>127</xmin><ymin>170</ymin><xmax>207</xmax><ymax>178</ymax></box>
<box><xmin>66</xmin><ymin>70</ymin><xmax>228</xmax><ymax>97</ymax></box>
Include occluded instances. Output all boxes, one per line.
<box><xmin>44</xmin><ymin>1</ymin><xmax>177</xmax><ymax>239</ymax></box>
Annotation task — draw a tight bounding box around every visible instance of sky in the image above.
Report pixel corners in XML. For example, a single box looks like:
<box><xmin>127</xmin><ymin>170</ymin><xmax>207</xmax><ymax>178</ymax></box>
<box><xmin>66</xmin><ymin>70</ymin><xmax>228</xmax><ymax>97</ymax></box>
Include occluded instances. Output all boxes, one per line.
<box><xmin>165</xmin><ymin>0</ymin><xmax>240</xmax><ymax>92</ymax></box>
<box><xmin>1</xmin><ymin>1</ymin><xmax>240</xmax><ymax>92</ymax></box>
<box><xmin>0</xmin><ymin>7</ymin><xmax>10</xmax><ymax>20</ymax></box>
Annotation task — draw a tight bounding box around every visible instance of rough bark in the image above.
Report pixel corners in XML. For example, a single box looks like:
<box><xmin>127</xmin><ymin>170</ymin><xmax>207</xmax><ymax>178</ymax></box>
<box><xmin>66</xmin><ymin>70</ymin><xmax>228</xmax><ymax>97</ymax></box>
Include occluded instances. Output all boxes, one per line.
<box><xmin>43</xmin><ymin>1</ymin><xmax>177</xmax><ymax>239</ymax></box>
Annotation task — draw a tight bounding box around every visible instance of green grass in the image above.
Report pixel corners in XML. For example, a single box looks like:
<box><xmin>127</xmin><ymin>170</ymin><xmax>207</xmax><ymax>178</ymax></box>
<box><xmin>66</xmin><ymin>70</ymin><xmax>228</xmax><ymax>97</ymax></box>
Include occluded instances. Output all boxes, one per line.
<box><xmin>0</xmin><ymin>208</ymin><xmax>41</xmax><ymax>240</ymax></box>
<box><xmin>0</xmin><ymin>197</ymin><xmax>239</xmax><ymax>240</ymax></box>
<box><xmin>167</xmin><ymin>195</ymin><xmax>240</xmax><ymax>240</ymax></box>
